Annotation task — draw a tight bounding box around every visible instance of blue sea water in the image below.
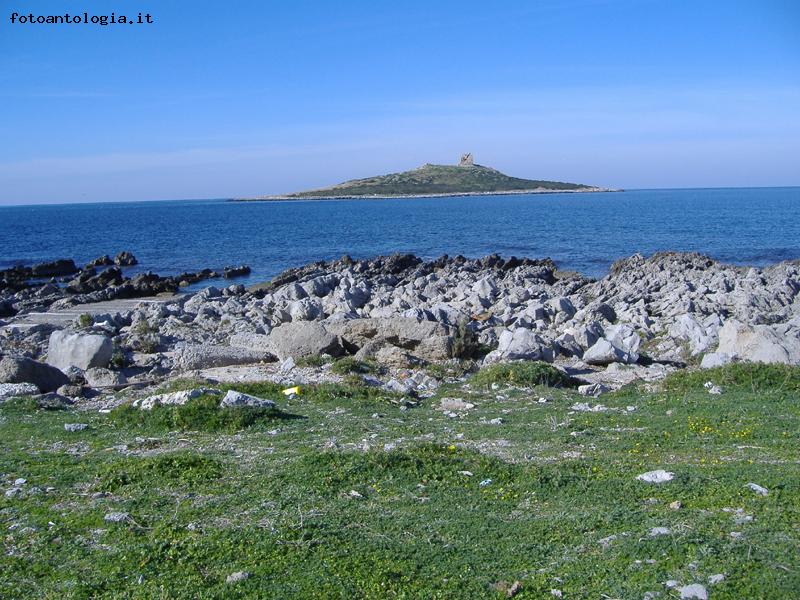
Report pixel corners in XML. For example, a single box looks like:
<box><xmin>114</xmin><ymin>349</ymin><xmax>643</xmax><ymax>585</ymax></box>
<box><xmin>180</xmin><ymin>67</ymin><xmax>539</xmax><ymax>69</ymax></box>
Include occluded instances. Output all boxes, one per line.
<box><xmin>1</xmin><ymin>187</ymin><xmax>799</xmax><ymax>287</ymax></box>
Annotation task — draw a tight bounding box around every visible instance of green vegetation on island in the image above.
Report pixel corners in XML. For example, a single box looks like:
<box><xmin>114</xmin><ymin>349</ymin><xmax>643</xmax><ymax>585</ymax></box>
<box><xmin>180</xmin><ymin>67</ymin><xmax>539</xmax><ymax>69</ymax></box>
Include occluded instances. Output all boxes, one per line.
<box><xmin>252</xmin><ymin>154</ymin><xmax>608</xmax><ymax>199</ymax></box>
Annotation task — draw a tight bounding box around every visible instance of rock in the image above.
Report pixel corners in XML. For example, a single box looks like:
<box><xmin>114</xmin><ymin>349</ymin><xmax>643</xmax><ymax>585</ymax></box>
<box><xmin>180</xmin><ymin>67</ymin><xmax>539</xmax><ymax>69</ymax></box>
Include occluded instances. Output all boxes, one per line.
<box><xmin>0</xmin><ymin>382</ymin><xmax>40</xmax><ymax>401</ymax></box>
<box><xmin>717</xmin><ymin>319</ymin><xmax>799</xmax><ymax>365</ymax></box>
<box><xmin>133</xmin><ymin>388</ymin><xmax>220</xmax><ymax>410</ymax></box>
<box><xmin>597</xmin><ymin>534</ymin><xmax>617</xmax><ymax>549</ymax></box>
<box><xmin>104</xmin><ymin>512</ymin><xmax>131</xmax><ymax>523</ymax></box>
<box><xmin>577</xmin><ymin>383</ymin><xmax>611</xmax><ymax>397</ymax></box>
<box><xmin>114</xmin><ymin>251</ymin><xmax>138</xmax><ymax>266</ymax></box>
<box><xmin>583</xmin><ymin>338</ymin><xmax>637</xmax><ymax>365</ymax></box>
<box><xmin>649</xmin><ymin>526</ymin><xmax>671</xmax><ymax>536</ymax></box>
<box><xmin>34</xmin><ymin>392</ymin><xmax>73</xmax><ymax>409</ymax></box>
<box><xmin>0</xmin><ymin>356</ymin><xmax>69</xmax><ymax>393</ymax></box>
<box><xmin>329</xmin><ymin>317</ymin><xmax>453</xmax><ymax>362</ymax></box>
<box><xmin>669</xmin><ymin>500</ymin><xmax>682</xmax><ymax>510</ymax></box>
<box><xmin>85</xmin><ymin>255</ymin><xmax>113</xmax><ymax>268</ymax></box>
<box><xmin>267</xmin><ymin>321</ymin><xmax>344</xmax><ymax>361</ymax></box>
<box><xmin>174</xmin><ymin>344</ymin><xmax>271</xmax><ymax>370</ymax></box>
<box><xmin>746</xmin><ymin>482</ymin><xmax>768</xmax><ymax>496</ymax></box>
<box><xmin>669</xmin><ymin>314</ymin><xmax>716</xmax><ymax>355</ymax></box>
<box><xmin>56</xmin><ymin>384</ymin><xmax>84</xmax><ymax>398</ymax></box>
<box><xmin>678</xmin><ymin>584</ymin><xmax>708</xmax><ymax>600</ymax></box>
<box><xmin>700</xmin><ymin>352</ymin><xmax>733</xmax><ymax>369</ymax></box>
<box><xmin>64</xmin><ymin>423</ymin><xmax>89</xmax><ymax>432</ymax></box>
<box><xmin>219</xmin><ymin>390</ymin><xmax>276</xmax><ymax>409</ymax></box>
<box><xmin>84</xmin><ymin>367</ymin><xmax>127</xmax><ymax>388</ymax></box>
<box><xmin>708</xmin><ymin>574</ymin><xmax>725</xmax><ymax>585</ymax></box>
<box><xmin>222</xmin><ymin>265</ymin><xmax>251</xmax><ymax>279</ymax></box>
<box><xmin>63</xmin><ymin>365</ymin><xmax>86</xmax><ymax>384</ymax></box>
<box><xmin>226</xmin><ymin>571</ymin><xmax>251</xmax><ymax>584</ymax></box>
<box><xmin>636</xmin><ymin>470</ymin><xmax>674</xmax><ymax>483</ymax></box>
<box><xmin>384</xmin><ymin>378</ymin><xmax>416</xmax><ymax>395</ymax></box>
<box><xmin>30</xmin><ymin>259</ymin><xmax>79</xmax><ymax>277</ymax></box>
<box><xmin>47</xmin><ymin>330</ymin><xmax>113</xmax><ymax>371</ymax></box>
<box><xmin>487</xmin><ymin>328</ymin><xmax>554</xmax><ymax>362</ymax></box>
<box><xmin>439</xmin><ymin>398</ymin><xmax>475</xmax><ymax>411</ymax></box>
<box><xmin>570</xmin><ymin>402</ymin><xmax>607</xmax><ymax>412</ymax></box>
<box><xmin>374</xmin><ymin>345</ymin><xmax>421</xmax><ymax>368</ymax></box>
<box><xmin>229</xmin><ymin>333</ymin><xmax>274</xmax><ymax>353</ymax></box>
<box><xmin>280</xmin><ymin>357</ymin><xmax>296</xmax><ymax>373</ymax></box>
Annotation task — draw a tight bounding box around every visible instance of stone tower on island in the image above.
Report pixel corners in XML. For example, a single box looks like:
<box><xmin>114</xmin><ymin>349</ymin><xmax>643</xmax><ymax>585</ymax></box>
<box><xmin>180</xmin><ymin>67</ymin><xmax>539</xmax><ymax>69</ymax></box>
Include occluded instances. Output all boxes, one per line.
<box><xmin>459</xmin><ymin>153</ymin><xmax>474</xmax><ymax>167</ymax></box>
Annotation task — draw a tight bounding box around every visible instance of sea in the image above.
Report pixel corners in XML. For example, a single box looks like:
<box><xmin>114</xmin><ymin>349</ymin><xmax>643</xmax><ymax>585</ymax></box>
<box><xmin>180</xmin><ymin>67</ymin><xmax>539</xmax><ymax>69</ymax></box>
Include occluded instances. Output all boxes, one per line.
<box><xmin>1</xmin><ymin>187</ymin><xmax>799</xmax><ymax>288</ymax></box>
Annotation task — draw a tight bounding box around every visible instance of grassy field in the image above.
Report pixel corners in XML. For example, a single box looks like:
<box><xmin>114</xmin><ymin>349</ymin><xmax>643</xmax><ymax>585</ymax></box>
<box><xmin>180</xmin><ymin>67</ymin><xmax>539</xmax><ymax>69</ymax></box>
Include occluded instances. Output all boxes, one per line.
<box><xmin>1</xmin><ymin>363</ymin><xmax>798</xmax><ymax>598</ymax></box>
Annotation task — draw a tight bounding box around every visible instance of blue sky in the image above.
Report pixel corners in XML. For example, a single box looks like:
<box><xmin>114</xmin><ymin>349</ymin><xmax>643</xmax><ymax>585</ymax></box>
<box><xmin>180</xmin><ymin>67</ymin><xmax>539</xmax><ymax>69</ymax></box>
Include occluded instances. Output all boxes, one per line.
<box><xmin>1</xmin><ymin>0</ymin><xmax>798</xmax><ymax>204</ymax></box>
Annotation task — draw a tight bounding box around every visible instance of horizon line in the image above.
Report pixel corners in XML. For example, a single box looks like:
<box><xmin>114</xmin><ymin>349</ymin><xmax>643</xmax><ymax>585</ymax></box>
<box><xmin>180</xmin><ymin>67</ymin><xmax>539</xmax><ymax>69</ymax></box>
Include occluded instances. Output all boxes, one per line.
<box><xmin>1</xmin><ymin>185</ymin><xmax>799</xmax><ymax>208</ymax></box>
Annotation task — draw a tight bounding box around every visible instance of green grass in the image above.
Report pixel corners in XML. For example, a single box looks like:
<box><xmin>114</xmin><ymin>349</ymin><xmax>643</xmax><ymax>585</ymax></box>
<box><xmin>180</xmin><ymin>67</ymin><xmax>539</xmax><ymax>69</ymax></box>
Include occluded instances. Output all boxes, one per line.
<box><xmin>295</xmin><ymin>354</ymin><xmax>333</xmax><ymax>368</ymax></box>
<box><xmin>96</xmin><ymin>452</ymin><xmax>224</xmax><ymax>492</ymax></box>
<box><xmin>107</xmin><ymin>394</ymin><xmax>283</xmax><ymax>433</ymax></box>
<box><xmin>471</xmin><ymin>361</ymin><xmax>575</xmax><ymax>389</ymax></box>
<box><xmin>330</xmin><ymin>357</ymin><xmax>379</xmax><ymax>375</ymax></box>
<box><xmin>663</xmin><ymin>361</ymin><xmax>800</xmax><ymax>394</ymax></box>
<box><xmin>1</xmin><ymin>364</ymin><xmax>798</xmax><ymax>598</ymax></box>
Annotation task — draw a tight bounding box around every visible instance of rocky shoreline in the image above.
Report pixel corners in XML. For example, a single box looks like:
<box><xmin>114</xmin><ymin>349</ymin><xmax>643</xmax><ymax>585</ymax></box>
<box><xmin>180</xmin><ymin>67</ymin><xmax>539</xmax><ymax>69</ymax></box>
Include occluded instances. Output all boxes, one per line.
<box><xmin>0</xmin><ymin>252</ymin><xmax>250</xmax><ymax>318</ymax></box>
<box><xmin>1</xmin><ymin>250</ymin><xmax>799</xmax><ymax>406</ymax></box>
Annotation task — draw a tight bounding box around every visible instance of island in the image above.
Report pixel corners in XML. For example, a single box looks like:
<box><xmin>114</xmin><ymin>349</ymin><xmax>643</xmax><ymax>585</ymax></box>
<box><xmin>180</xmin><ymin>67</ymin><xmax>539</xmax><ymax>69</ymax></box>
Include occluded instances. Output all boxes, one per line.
<box><xmin>241</xmin><ymin>154</ymin><xmax>616</xmax><ymax>200</ymax></box>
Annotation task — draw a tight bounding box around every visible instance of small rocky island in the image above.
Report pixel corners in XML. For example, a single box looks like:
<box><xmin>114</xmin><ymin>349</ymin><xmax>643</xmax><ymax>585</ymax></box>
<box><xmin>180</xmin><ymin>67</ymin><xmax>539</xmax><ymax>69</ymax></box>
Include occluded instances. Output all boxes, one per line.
<box><xmin>246</xmin><ymin>154</ymin><xmax>613</xmax><ymax>200</ymax></box>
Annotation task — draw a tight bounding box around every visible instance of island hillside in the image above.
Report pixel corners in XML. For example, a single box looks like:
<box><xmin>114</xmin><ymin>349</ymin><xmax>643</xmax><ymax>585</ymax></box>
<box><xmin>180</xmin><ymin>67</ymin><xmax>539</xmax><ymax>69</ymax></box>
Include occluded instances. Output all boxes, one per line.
<box><xmin>250</xmin><ymin>154</ymin><xmax>610</xmax><ymax>199</ymax></box>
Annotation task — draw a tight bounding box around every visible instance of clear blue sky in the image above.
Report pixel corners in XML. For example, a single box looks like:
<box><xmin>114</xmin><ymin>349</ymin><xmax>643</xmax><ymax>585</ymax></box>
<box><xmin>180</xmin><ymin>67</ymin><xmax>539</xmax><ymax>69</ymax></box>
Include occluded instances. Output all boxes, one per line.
<box><xmin>1</xmin><ymin>0</ymin><xmax>798</xmax><ymax>204</ymax></box>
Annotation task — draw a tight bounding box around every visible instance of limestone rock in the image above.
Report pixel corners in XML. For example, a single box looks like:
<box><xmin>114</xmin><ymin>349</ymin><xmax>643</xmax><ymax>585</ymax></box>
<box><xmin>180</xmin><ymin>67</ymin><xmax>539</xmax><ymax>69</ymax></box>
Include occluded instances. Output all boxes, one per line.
<box><xmin>174</xmin><ymin>344</ymin><xmax>271</xmax><ymax>370</ymax></box>
<box><xmin>485</xmin><ymin>328</ymin><xmax>554</xmax><ymax>362</ymax></box>
<box><xmin>583</xmin><ymin>338</ymin><xmax>637</xmax><ymax>365</ymax></box>
<box><xmin>47</xmin><ymin>330</ymin><xmax>113</xmax><ymax>371</ymax></box>
<box><xmin>0</xmin><ymin>382</ymin><xmax>40</xmax><ymax>401</ymax></box>
<box><xmin>0</xmin><ymin>356</ymin><xmax>69</xmax><ymax>393</ymax></box>
<box><xmin>717</xmin><ymin>319</ymin><xmax>799</xmax><ymax>365</ymax></box>
<box><xmin>220</xmin><ymin>390</ymin><xmax>276</xmax><ymax>409</ymax></box>
<box><xmin>700</xmin><ymin>352</ymin><xmax>733</xmax><ymax>369</ymax></box>
<box><xmin>267</xmin><ymin>321</ymin><xmax>344</xmax><ymax>361</ymax></box>
<box><xmin>84</xmin><ymin>367</ymin><xmax>127</xmax><ymax>388</ymax></box>
<box><xmin>133</xmin><ymin>387</ymin><xmax>221</xmax><ymax>410</ymax></box>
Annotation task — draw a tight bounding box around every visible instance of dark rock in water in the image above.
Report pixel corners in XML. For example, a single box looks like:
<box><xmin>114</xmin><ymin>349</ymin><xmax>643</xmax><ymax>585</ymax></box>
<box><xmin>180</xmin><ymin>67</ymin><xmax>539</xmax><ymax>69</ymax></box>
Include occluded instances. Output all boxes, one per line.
<box><xmin>0</xmin><ymin>356</ymin><xmax>70</xmax><ymax>393</ymax></box>
<box><xmin>66</xmin><ymin>267</ymin><xmax>124</xmax><ymax>294</ymax></box>
<box><xmin>176</xmin><ymin>269</ymin><xmax>216</xmax><ymax>286</ymax></box>
<box><xmin>129</xmin><ymin>272</ymin><xmax>179</xmax><ymax>295</ymax></box>
<box><xmin>114</xmin><ymin>251</ymin><xmax>138</xmax><ymax>266</ymax></box>
<box><xmin>30</xmin><ymin>259</ymin><xmax>79</xmax><ymax>278</ymax></box>
<box><xmin>223</xmin><ymin>265</ymin><xmax>251</xmax><ymax>279</ymax></box>
<box><xmin>85</xmin><ymin>255</ymin><xmax>113</xmax><ymax>268</ymax></box>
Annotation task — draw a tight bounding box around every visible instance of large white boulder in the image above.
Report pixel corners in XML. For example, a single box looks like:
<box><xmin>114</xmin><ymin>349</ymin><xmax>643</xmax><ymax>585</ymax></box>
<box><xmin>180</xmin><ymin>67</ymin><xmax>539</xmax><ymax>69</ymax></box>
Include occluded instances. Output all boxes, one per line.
<box><xmin>220</xmin><ymin>390</ymin><xmax>276</xmax><ymax>409</ymax></box>
<box><xmin>267</xmin><ymin>321</ymin><xmax>344</xmax><ymax>361</ymax></box>
<box><xmin>717</xmin><ymin>320</ymin><xmax>799</xmax><ymax>365</ymax></box>
<box><xmin>484</xmin><ymin>328</ymin><xmax>555</xmax><ymax>363</ymax></box>
<box><xmin>47</xmin><ymin>330</ymin><xmax>112</xmax><ymax>371</ymax></box>
<box><xmin>583</xmin><ymin>338</ymin><xmax>637</xmax><ymax>365</ymax></box>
